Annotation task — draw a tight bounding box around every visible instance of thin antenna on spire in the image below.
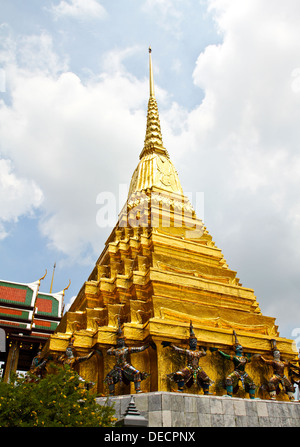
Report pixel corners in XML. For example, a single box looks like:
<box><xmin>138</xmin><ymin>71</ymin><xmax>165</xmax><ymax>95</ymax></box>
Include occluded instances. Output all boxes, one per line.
<box><xmin>149</xmin><ymin>46</ymin><xmax>155</xmax><ymax>98</ymax></box>
<box><xmin>50</xmin><ymin>262</ymin><xmax>56</xmax><ymax>293</ymax></box>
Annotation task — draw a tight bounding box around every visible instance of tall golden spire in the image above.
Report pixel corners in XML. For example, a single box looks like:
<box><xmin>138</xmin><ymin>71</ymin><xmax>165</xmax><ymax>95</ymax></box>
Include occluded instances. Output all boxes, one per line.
<box><xmin>149</xmin><ymin>46</ymin><xmax>155</xmax><ymax>98</ymax></box>
<box><xmin>139</xmin><ymin>47</ymin><xmax>169</xmax><ymax>160</ymax></box>
<box><xmin>128</xmin><ymin>48</ymin><xmax>183</xmax><ymax>196</ymax></box>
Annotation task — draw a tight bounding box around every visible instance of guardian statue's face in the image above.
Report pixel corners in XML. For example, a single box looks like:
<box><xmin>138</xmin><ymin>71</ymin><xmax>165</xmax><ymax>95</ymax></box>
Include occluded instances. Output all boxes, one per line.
<box><xmin>235</xmin><ymin>345</ymin><xmax>243</xmax><ymax>355</ymax></box>
<box><xmin>117</xmin><ymin>338</ymin><xmax>125</xmax><ymax>348</ymax></box>
<box><xmin>66</xmin><ymin>347</ymin><xmax>74</xmax><ymax>358</ymax></box>
<box><xmin>189</xmin><ymin>338</ymin><xmax>197</xmax><ymax>350</ymax></box>
<box><xmin>273</xmin><ymin>350</ymin><xmax>281</xmax><ymax>361</ymax></box>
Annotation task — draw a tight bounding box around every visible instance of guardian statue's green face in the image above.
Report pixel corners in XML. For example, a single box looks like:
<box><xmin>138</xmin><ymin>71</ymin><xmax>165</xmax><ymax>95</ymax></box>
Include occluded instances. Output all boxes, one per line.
<box><xmin>235</xmin><ymin>345</ymin><xmax>243</xmax><ymax>355</ymax></box>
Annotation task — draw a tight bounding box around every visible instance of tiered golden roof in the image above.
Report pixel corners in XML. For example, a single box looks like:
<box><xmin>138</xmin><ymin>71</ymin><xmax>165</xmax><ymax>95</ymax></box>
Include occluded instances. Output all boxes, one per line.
<box><xmin>45</xmin><ymin>49</ymin><xmax>296</xmax><ymax>397</ymax></box>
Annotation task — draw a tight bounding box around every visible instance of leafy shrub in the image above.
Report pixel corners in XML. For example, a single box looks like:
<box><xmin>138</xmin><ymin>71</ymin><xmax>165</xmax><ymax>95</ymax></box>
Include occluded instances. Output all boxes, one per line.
<box><xmin>0</xmin><ymin>364</ymin><xmax>116</xmax><ymax>427</ymax></box>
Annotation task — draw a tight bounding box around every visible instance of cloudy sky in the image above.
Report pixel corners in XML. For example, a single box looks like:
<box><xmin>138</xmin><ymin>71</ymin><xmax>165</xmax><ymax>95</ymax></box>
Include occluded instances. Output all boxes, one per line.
<box><xmin>1</xmin><ymin>0</ymin><xmax>300</xmax><ymax>344</ymax></box>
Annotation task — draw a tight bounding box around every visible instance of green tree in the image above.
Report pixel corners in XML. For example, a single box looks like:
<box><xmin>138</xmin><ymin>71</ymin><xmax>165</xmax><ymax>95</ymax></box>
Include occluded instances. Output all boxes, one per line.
<box><xmin>0</xmin><ymin>365</ymin><xmax>116</xmax><ymax>427</ymax></box>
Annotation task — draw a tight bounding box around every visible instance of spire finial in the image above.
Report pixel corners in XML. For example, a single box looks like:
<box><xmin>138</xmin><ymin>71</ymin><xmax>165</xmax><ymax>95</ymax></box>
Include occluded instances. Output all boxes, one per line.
<box><xmin>50</xmin><ymin>262</ymin><xmax>56</xmax><ymax>293</ymax></box>
<box><xmin>149</xmin><ymin>46</ymin><xmax>155</xmax><ymax>98</ymax></box>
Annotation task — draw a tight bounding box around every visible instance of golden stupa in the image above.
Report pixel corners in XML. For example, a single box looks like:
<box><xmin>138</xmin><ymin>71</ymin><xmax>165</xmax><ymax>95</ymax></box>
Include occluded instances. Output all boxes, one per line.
<box><xmin>45</xmin><ymin>49</ymin><xmax>297</xmax><ymax>397</ymax></box>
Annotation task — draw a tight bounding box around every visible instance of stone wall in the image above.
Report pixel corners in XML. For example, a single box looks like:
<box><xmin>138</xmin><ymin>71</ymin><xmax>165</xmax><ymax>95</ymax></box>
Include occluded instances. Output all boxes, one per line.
<box><xmin>96</xmin><ymin>392</ymin><xmax>300</xmax><ymax>427</ymax></box>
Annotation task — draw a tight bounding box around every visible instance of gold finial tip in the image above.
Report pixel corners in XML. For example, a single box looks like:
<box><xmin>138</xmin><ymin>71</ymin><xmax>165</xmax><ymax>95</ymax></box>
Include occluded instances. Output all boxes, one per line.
<box><xmin>149</xmin><ymin>46</ymin><xmax>152</xmax><ymax>53</ymax></box>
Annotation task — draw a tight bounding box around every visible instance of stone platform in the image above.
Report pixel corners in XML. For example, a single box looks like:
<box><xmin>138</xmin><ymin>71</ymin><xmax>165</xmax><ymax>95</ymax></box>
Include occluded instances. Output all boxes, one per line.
<box><xmin>96</xmin><ymin>392</ymin><xmax>300</xmax><ymax>427</ymax></box>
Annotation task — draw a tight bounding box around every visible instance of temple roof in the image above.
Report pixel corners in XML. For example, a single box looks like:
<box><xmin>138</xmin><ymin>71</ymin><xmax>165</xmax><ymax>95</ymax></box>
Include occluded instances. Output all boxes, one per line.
<box><xmin>0</xmin><ymin>278</ymin><xmax>65</xmax><ymax>340</ymax></box>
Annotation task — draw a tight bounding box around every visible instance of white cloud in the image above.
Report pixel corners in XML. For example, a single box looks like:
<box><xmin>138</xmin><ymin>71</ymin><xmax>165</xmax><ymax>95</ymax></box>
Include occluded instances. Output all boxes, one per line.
<box><xmin>141</xmin><ymin>0</ymin><xmax>186</xmax><ymax>38</ymax></box>
<box><xmin>0</xmin><ymin>35</ymin><xmax>147</xmax><ymax>262</ymax></box>
<box><xmin>190</xmin><ymin>0</ymin><xmax>300</xmax><ymax>193</ymax></box>
<box><xmin>0</xmin><ymin>159</ymin><xmax>43</xmax><ymax>239</ymax></box>
<box><xmin>18</xmin><ymin>33</ymin><xmax>69</xmax><ymax>75</ymax></box>
<box><xmin>51</xmin><ymin>0</ymin><xmax>107</xmax><ymax>20</ymax></box>
<box><xmin>101</xmin><ymin>46</ymin><xmax>142</xmax><ymax>75</ymax></box>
